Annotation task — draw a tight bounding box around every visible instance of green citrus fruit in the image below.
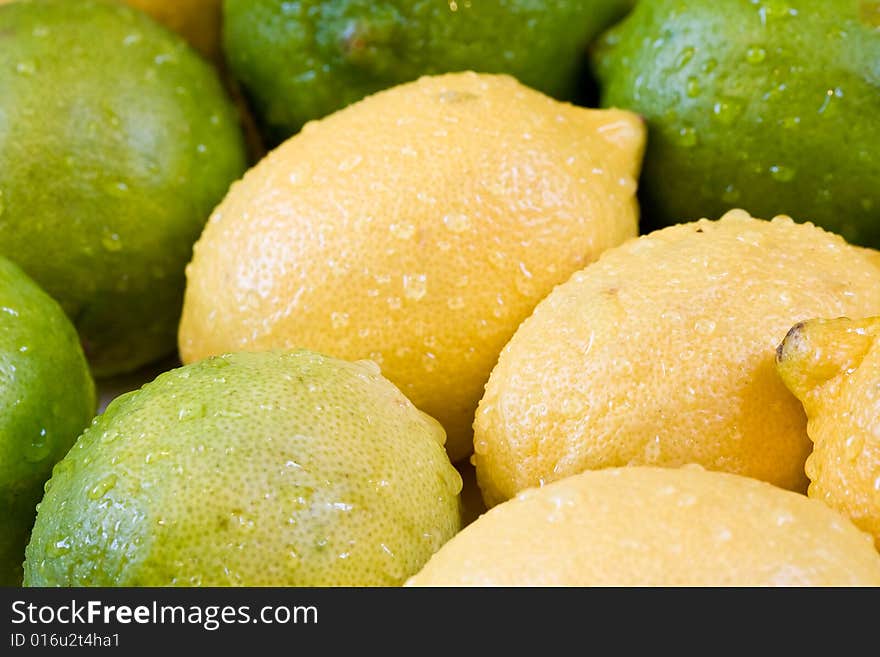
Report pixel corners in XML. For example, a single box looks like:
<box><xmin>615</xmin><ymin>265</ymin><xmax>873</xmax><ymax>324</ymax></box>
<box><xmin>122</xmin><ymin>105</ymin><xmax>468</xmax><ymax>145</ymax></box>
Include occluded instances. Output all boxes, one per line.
<box><xmin>24</xmin><ymin>350</ymin><xmax>461</xmax><ymax>586</ymax></box>
<box><xmin>223</xmin><ymin>0</ymin><xmax>632</xmax><ymax>142</ymax></box>
<box><xmin>0</xmin><ymin>0</ymin><xmax>247</xmax><ymax>376</ymax></box>
<box><xmin>592</xmin><ymin>0</ymin><xmax>880</xmax><ymax>244</ymax></box>
<box><xmin>0</xmin><ymin>256</ymin><xmax>95</xmax><ymax>586</ymax></box>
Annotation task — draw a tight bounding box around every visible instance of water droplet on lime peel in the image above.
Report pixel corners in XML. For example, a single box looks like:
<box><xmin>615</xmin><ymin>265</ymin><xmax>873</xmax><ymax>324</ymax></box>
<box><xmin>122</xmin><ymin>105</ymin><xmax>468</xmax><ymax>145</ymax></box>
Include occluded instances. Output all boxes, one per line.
<box><xmin>101</xmin><ymin>232</ymin><xmax>123</xmax><ymax>252</ymax></box>
<box><xmin>673</xmin><ymin>47</ymin><xmax>695</xmax><ymax>69</ymax></box>
<box><xmin>676</xmin><ymin>126</ymin><xmax>698</xmax><ymax>147</ymax></box>
<box><xmin>87</xmin><ymin>474</ymin><xmax>118</xmax><ymax>500</ymax></box>
<box><xmin>178</xmin><ymin>403</ymin><xmax>206</xmax><ymax>421</ymax></box>
<box><xmin>745</xmin><ymin>46</ymin><xmax>766</xmax><ymax>63</ymax></box>
<box><xmin>686</xmin><ymin>76</ymin><xmax>701</xmax><ymax>98</ymax></box>
<box><xmin>24</xmin><ymin>430</ymin><xmax>51</xmax><ymax>463</ymax></box>
<box><xmin>769</xmin><ymin>165</ymin><xmax>796</xmax><ymax>182</ymax></box>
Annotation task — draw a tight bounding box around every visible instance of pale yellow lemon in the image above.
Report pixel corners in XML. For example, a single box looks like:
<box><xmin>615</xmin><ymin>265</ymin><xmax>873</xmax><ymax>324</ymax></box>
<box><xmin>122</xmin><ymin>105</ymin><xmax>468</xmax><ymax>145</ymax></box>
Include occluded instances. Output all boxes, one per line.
<box><xmin>179</xmin><ymin>72</ymin><xmax>644</xmax><ymax>462</ymax></box>
<box><xmin>475</xmin><ymin>210</ymin><xmax>880</xmax><ymax>506</ymax></box>
<box><xmin>407</xmin><ymin>466</ymin><xmax>880</xmax><ymax>587</ymax></box>
<box><xmin>777</xmin><ymin>316</ymin><xmax>880</xmax><ymax>548</ymax></box>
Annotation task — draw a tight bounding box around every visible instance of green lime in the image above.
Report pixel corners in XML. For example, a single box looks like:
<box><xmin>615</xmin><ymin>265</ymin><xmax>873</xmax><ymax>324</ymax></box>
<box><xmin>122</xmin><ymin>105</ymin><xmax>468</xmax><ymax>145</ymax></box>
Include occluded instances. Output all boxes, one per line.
<box><xmin>0</xmin><ymin>0</ymin><xmax>247</xmax><ymax>376</ymax></box>
<box><xmin>593</xmin><ymin>0</ymin><xmax>880</xmax><ymax>244</ymax></box>
<box><xmin>0</xmin><ymin>256</ymin><xmax>95</xmax><ymax>586</ymax></box>
<box><xmin>24</xmin><ymin>350</ymin><xmax>461</xmax><ymax>586</ymax></box>
<box><xmin>223</xmin><ymin>0</ymin><xmax>632</xmax><ymax>143</ymax></box>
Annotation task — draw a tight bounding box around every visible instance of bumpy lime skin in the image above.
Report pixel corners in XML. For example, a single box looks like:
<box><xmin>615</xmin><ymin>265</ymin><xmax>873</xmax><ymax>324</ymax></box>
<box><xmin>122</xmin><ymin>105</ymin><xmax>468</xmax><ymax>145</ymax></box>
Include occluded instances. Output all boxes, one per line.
<box><xmin>593</xmin><ymin>0</ymin><xmax>880</xmax><ymax>244</ymax></box>
<box><xmin>0</xmin><ymin>0</ymin><xmax>247</xmax><ymax>376</ymax></box>
<box><xmin>223</xmin><ymin>0</ymin><xmax>632</xmax><ymax>143</ymax></box>
<box><xmin>0</xmin><ymin>256</ymin><xmax>96</xmax><ymax>586</ymax></box>
<box><xmin>23</xmin><ymin>351</ymin><xmax>462</xmax><ymax>587</ymax></box>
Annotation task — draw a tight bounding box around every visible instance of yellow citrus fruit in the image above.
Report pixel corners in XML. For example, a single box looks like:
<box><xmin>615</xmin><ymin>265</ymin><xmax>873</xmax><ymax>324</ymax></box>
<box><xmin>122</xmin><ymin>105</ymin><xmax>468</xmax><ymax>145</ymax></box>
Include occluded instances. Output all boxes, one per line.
<box><xmin>475</xmin><ymin>210</ymin><xmax>880</xmax><ymax>507</ymax></box>
<box><xmin>24</xmin><ymin>350</ymin><xmax>462</xmax><ymax>586</ymax></box>
<box><xmin>124</xmin><ymin>0</ymin><xmax>222</xmax><ymax>62</ymax></box>
<box><xmin>179</xmin><ymin>72</ymin><xmax>645</xmax><ymax>462</ymax></box>
<box><xmin>777</xmin><ymin>316</ymin><xmax>880</xmax><ymax>548</ymax></box>
<box><xmin>407</xmin><ymin>466</ymin><xmax>880</xmax><ymax>587</ymax></box>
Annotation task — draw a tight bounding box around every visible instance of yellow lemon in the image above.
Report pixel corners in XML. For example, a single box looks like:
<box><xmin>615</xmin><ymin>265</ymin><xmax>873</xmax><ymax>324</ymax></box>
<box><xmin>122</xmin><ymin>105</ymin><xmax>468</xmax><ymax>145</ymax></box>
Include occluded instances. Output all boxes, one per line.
<box><xmin>179</xmin><ymin>72</ymin><xmax>644</xmax><ymax>462</ymax></box>
<box><xmin>407</xmin><ymin>466</ymin><xmax>880</xmax><ymax>587</ymax></box>
<box><xmin>475</xmin><ymin>210</ymin><xmax>880</xmax><ymax>506</ymax></box>
<box><xmin>777</xmin><ymin>316</ymin><xmax>880</xmax><ymax>548</ymax></box>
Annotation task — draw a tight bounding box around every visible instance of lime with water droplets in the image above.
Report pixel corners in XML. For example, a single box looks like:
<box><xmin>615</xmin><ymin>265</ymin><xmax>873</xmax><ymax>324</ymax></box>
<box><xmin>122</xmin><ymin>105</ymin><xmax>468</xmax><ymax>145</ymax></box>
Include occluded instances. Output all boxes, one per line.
<box><xmin>0</xmin><ymin>0</ymin><xmax>246</xmax><ymax>376</ymax></box>
<box><xmin>593</xmin><ymin>0</ymin><xmax>880</xmax><ymax>244</ymax></box>
<box><xmin>24</xmin><ymin>350</ymin><xmax>461</xmax><ymax>586</ymax></box>
<box><xmin>0</xmin><ymin>256</ymin><xmax>95</xmax><ymax>586</ymax></box>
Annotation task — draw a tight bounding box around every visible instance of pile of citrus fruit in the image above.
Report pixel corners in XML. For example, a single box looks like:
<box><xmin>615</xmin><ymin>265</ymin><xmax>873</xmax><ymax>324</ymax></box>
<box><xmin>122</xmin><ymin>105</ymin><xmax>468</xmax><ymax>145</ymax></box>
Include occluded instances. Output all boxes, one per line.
<box><xmin>1</xmin><ymin>0</ymin><xmax>879</xmax><ymax>587</ymax></box>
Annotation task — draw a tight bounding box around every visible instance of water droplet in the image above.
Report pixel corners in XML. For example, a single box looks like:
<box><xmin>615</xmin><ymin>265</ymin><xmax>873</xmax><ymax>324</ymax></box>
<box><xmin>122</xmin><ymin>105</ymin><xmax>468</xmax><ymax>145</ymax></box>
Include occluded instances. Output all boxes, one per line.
<box><xmin>421</xmin><ymin>352</ymin><xmax>437</xmax><ymax>373</ymax></box>
<box><xmin>443</xmin><ymin>213</ymin><xmax>471</xmax><ymax>233</ymax></box>
<box><xmin>32</xmin><ymin>25</ymin><xmax>49</xmax><ymax>38</ymax></box>
<box><xmin>447</xmin><ymin>296</ymin><xmax>465</xmax><ymax>310</ymax></box>
<box><xmin>16</xmin><ymin>61</ymin><xmax>36</xmax><ymax>76</ymax></box>
<box><xmin>673</xmin><ymin>47</ymin><xmax>695</xmax><ymax>69</ymax></box>
<box><xmin>686</xmin><ymin>76</ymin><xmax>701</xmax><ymax>98</ymax></box>
<box><xmin>401</xmin><ymin>273</ymin><xmax>428</xmax><ymax>301</ymax></box>
<box><xmin>47</xmin><ymin>537</ymin><xmax>71</xmax><ymax>557</ymax></box>
<box><xmin>676</xmin><ymin>126</ymin><xmax>698</xmax><ymax>147</ymax></box>
<box><xmin>178</xmin><ymin>403</ymin><xmax>206</xmax><ymax>421</ymax></box>
<box><xmin>123</xmin><ymin>32</ymin><xmax>142</xmax><ymax>46</ymax></box>
<box><xmin>745</xmin><ymin>46</ymin><xmax>766</xmax><ymax>63</ymax></box>
<box><xmin>87</xmin><ymin>475</ymin><xmax>118</xmax><ymax>500</ymax></box>
<box><xmin>818</xmin><ymin>87</ymin><xmax>843</xmax><ymax>114</ymax></box>
<box><xmin>844</xmin><ymin>434</ymin><xmax>864</xmax><ymax>461</ymax></box>
<box><xmin>387</xmin><ymin>296</ymin><xmax>402</xmax><ymax>310</ymax></box>
<box><xmin>389</xmin><ymin>222</ymin><xmax>415</xmax><ymax>240</ymax></box>
<box><xmin>780</xmin><ymin>116</ymin><xmax>801</xmax><ymax>129</ymax></box>
<box><xmin>644</xmin><ymin>437</ymin><xmax>662</xmax><ymax>462</ymax></box>
<box><xmin>694</xmin><ymin>319</ymin><xmax>716</xmax><ymax>335</ymax></box>
<box><xmin>338</xmin><ymin>154</ymin><xmax>362</xmax><ymax>172</ymax></box>
<box><xmin>721</xmin><ymin>185</ymin><xmax>741</xmax><ymax>203</ymax></box>
<box><xmin>769</xmin><ymin>165</ymin><xmax>796</xmax><ymax>182</ymax></box>
<box><xmin>712</xmin><ymin>98</ymin><xmax>744</xmax><ymax>125</ymax></box>
<box><xmin>24</xmin><ymin>430</ymin><xmax>51</xmax><ymax>463</ymax></box>
<box><xmin>701</xmin><ymin>58</ymin><xmax>718</xmax><ymax>73</ymax></box>
<box><xmin>330</xmin><ymin>311</ymin><xmax>350</xmax><ymax>329</ymax></box>
<box><xmin>215</xmin><ymin>410</ymin><xmax>243</xmax><ymax>419</ymax></box>
<box><xmin>101</xmin><ymin>232</ymin><xmax>123</xmax><ymax>252</ymax></box>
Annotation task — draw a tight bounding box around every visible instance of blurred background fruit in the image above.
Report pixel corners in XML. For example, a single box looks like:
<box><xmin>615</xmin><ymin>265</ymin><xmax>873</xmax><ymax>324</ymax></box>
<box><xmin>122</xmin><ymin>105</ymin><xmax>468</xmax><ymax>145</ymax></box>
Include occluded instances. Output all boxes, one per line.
<box><xmin>24</xmin><ymin>350</ymin><xmax>461</xmax><ymax>586</ymax></box>
<box><xmin>223</xmin><ymin>0</ymin><xmax>634</xmax><ymax>143</ymax></box>
<box><xmin>777</xmin><ymin>316</ymin><xmax>880</xmax><ymax>548</ymax></box>
<box><xmin>592</xmin><ymin>0</ymin><xmax>880</xmax><ymax>245</ymax></box>
<box><xmin>125</xmin><ymin>0</ymin><xmax>222</xmax><ymax>62</ymax></box>
<box><xmin>0</xmin><ymin>0</ymin><xmax>247</xmax><ymax>377</ymax></box>
<box><xmin>0</xmin><ymin>0</ymin><xmax>223</xmax><ymax>61</ymax></box>
<box><xmin>407</xmin><ymin>466</ymin><xmax>880</xmax><ymax>586</ymax></box>
<box><xmin>475</xmin><ymin>211</ymin><xmax>880</xmax><ymax>507</ymax></box>
<box><xmin>0</xmin><ymin>256</ymin><xmax>95</xmax><ymax>586</ymax></box>
<box><xmin>179</xmin><ymin>72</ymin><xmax>645</xmax><ymax>463</ymax></box>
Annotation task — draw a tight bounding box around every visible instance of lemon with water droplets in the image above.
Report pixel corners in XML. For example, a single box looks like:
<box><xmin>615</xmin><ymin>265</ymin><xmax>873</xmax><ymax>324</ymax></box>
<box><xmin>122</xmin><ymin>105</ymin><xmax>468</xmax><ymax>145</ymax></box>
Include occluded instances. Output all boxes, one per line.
<box><xmin>179</xmin><ymin>72</ymin><xmax>645</xmax><ymax>463</ymax></box>
<box><xmin>407</xmin><ymin>466</ymin><xmax>880</xmax><ymax>586</ymax></box>
<box><xmin>592</xmin><ymin>0</ymin><xmax>880</xmax><ymax>244</ymax></box>
<box><xmin>475</xmin><ymin>210</ymin><xmax>880</xmax><ymax>507</ymax></box>
<box><xmin>0</xmin><ymin>256</ymin><xmax>95</xmax><ymax>586</ymax></box>
<box><xmin>23</xmin><ymin>350</ymin><xmax>461</xmax><ymax>586</ymax></box>
<box><xmin>777</xmin><ymin>316</ymin><xmax>880</xmax><ymax>548</ymax></box>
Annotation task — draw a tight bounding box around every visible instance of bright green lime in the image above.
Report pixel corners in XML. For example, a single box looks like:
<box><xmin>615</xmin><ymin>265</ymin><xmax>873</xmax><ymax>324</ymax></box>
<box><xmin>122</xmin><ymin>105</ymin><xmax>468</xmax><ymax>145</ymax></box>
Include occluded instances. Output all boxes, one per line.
<box><xmin>0</xmin><ymin>256</ymin><xmax>95</xmax><ymax>586</ymax></box>
<box><xmin>0</xmin><ymin>0</ymin><xmax>247</xmax><ymax>376</ymax></box>
<box><xmin>593</xmin><ymin>0</ymin><xmax>880</xmax><ymax>244</ymax></box>
<box><xmin>224</xmin><ymin>0</ymin><xmax>632</xmax><ymax>143</ymax></box>
<box><xmin>24</xmin><ymin>350</ymin><xmax>461</xmax><ymax>586</ymax></box>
